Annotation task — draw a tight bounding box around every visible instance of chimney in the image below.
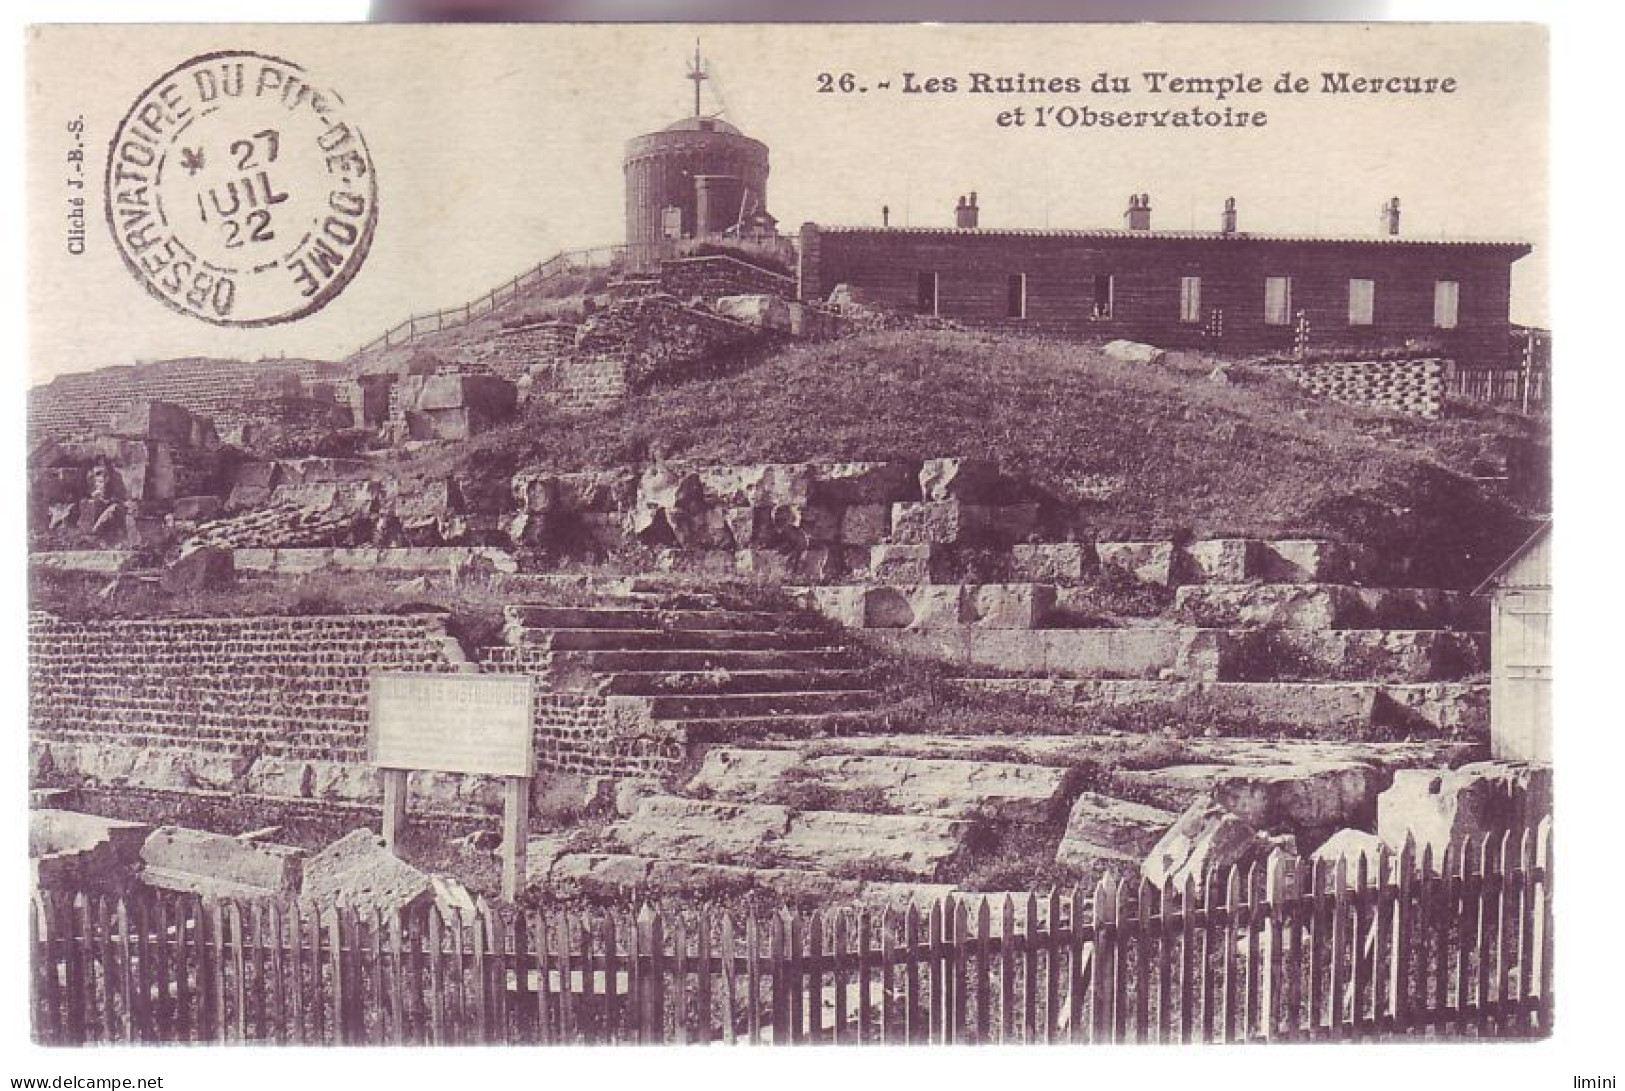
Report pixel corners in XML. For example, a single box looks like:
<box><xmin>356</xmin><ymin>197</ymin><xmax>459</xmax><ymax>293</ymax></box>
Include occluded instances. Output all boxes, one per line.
<box><xmin>1221</xmin><ymin>196</ymin><xmax>1238</xmax><ymax>235</ymax></box>
<box><xmin>955</xmin><ymin>192</ymin><xmax>980</xmax><ymax>229</ymax></box>
<box><xmin>882</xmin><ymin>204</ymin><xmax>890</xmax><ymax>228</ymax></box>
<box><xmin>1125</xmin><ymin>193</ymin><xmax>1152</xmax><ymax>232</ymax></box>
<box><xmin>968</xmin><ymin>191</ymin><xmax>979</xmax><ymax>228</ymax></box>
<box><xmin>1382</xmin><ymin>196</ymin><xmax>1401</xmax><ymax>236</ymax></box>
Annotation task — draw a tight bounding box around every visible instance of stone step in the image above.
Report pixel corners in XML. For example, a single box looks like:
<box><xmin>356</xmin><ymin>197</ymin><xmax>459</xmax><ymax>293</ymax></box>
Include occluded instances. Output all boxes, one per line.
<box><xmin>642</xmin><ymin>689</ymin><xmax>881</xmax><ymax>721</ymax></box>
<box><xmin>1172</xmin><ymin>584</ymin><xmax>1485</xmax><ymax>631</ymax></box>
<box><xmin>561</xmin><ymin>648</ymin><xmax>859</xmax><ymax>674</ymax></box>
<box><xmin>602</xmin><ymin>796</ymin><xmax>973</xmax><ymax>881</ymax></box>
<box><xmin>876</xmin><ymin>626</ymin><xmax>1487</xmax><ymax>683</ymax></box>
<box><xmin>540</xmin><ymin>852</ymin><xmax>956</xmax><ymax>911</ymax></box>
<box><xmin>601</xmin><ymin>669</ymin><xmax>873</xmax><ymax>697</ymax></box>
<box><xmin>515</xmin><ymin>626</ymin><xmax>841</xmax><ymax>653</ymax></box>
<box><xmin>672</xmin><ymin>708</ymin><xmax>902</xmax><ymax>743</ymax></box>
<box><xmin>504</xmin><ymin>604</ymin><xmax>817</xmax><ymax>632</ymax></box>
<box><xmin>961</xmin><ymin>678</ymin><xmax>1488</xmax><ymax>737</ymax></box>
<box><xmin>687</xmin><ymin>746</ymin><xmax>1079</xmax><ymax>823</ymax></box>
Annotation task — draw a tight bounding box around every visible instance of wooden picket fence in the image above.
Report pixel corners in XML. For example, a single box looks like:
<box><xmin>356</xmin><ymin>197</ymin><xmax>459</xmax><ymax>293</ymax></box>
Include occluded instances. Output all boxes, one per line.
<box><xmin>31</xmin><ymin>822</ymin><xmax>1551</xmax><ymax>1046</ymax></box>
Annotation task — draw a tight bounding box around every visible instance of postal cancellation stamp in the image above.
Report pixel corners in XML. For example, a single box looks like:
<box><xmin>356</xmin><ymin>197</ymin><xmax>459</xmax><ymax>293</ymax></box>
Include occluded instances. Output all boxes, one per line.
<box><xmin>104</xmin><ymin>50</ymin><xmax>378</xmax><ymax>327</ymax></box>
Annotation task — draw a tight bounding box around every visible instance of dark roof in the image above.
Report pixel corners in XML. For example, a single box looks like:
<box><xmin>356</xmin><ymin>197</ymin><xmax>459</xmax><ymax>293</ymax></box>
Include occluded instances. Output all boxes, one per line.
<box><xmin>811</xmin><ymin>224</ymin><xmax>1531</xmax><ymax>253</ymax></box>
<box><xmin>1472</xmin><ymin>520</ymin><xmax>1553</xmax><ymax>596</ymax></box>
<box><xmin>660</xmin><ymin>116</ymin><xmax>745</xmax><ymax>136</ymax></box>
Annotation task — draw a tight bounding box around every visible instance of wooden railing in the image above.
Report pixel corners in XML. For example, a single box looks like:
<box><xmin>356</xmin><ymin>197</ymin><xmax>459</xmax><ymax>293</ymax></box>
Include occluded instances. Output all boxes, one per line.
<box><xmin>348</xmin><ymin>245</ymin><xmax>626</xmax><ymax>360</ymax></box>
<box><xmin>30</xmin><ymin>822</ymin><xmax>1551</xmax><ymax>1046</ymax></box>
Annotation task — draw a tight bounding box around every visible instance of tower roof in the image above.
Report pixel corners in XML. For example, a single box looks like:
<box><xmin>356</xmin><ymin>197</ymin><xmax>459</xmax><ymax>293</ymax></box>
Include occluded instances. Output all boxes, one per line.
<box><xmin>660</xmin><ymin>116</ymin><xmax>745</xmax><ymax>137</ymax></box>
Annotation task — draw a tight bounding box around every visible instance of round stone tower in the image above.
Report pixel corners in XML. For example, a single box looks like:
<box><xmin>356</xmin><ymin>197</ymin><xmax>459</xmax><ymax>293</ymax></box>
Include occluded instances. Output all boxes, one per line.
<box><xmin>623</xmin><ymin>50</ymin><xmax>770</xmax><ymax>269</ymax></box>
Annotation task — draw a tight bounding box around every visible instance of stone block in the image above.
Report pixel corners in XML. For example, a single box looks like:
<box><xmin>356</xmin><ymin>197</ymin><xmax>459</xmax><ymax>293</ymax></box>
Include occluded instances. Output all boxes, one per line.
<box><xmin>160</xmin><ymin>545</ymin><xmax>235</xmax><ymax>593</ymax></box>
<box><xmin>867</xmin><ymin>543</ymin><xmax>950</xmax><ymax>583</ymax></box>
<box><xmin>1057</xmin><ymin>793</ymin><xmax>1178</xmax><ymax>870</ymax></box>
<box><xmin>1102</xmin><ymin>340</ymin><xmax>1167</xmax><ymax>366</ymax></box>
<box><xmin>963</xmin><ymin>583</ymin><xmax>1055</xmax><ymax>630</ymax></box>
<box><xmin>713</xmin><ymin>294</ymin><xmax>792</xmax><ymax>331</ymax></box>
<box><xmin>733</xmin><ymin>548</ymin><xmax>795</xmax><ymax>581</ymax></box>
<box><xmin>807</xmin><ymin>461</ymin><xmax>919</xmax><ymax>505</ymax></box>
<box><xmin>141</xmin><ymin>826</ymin><xmax>304</xmax><ymax>898</ymax></box>
<box><xmin>1180</xmin><ymin>539</ymin><xmax>1262</xmax><ymax>583</ymax></box>
<box><xmin>839</xmin><ymin>504</ymin><xmax>892</xmax><ymax>545</ymax></box>
<box><xmin>1011</xmin><ymin>542</ymin><xmax>1095</xmax><ymax>582</ymax></box>
<box><xmin>1096</xmin><ymin>541</ymin><xmax>1176</xmax><ymax>587</ymax></box>
<box><xmin>1260</xmin><ymin>539</ymin><xmax>1371</xmax><ymax>583</ymax></box>
<box><xmin>109</xmin><ymin>400</ymin><xmax>197</xmax><ymax>446</ymax></box>
<box><xmin>1377</xmin><ymin>761</ymin><xmax>1551</xmax><ymax>856</ymax></box>
<box><xmin>864</xmin><ymin>584</ymin><xmax>967</xmax><ymax>629</ymax></box>
<box><xmin>919</xmin><ymin>458</ymin><xmax>1005</xmax><ymax>503</ymax></box>
<box><xmin>892</xmin><ymin>500</ymin><xmax>1034</xmax><ymax>547</ymax></box>
<box><xmin>696</xmin><ymin>463</ymin><xmax>814</xmax><ymax>508</ymax></box>
<box><xmin>1141</xmin><ymin>796</ymin><xmax>1275</xmax><ymax>889</ymax></box>
<box><xmin>301</xmin><ymin>829</ymin><xmax>436</xmax><ymax>913</ymax></box>
<box><xmin>172</xmin><ymin>495</ymin><xmax>223</xmax><ymax>522</ymax></box>
<box><xmin>1207</xmin><ymin>761</ymin><xmax>1384</xmax><ymax>833</ymax></box>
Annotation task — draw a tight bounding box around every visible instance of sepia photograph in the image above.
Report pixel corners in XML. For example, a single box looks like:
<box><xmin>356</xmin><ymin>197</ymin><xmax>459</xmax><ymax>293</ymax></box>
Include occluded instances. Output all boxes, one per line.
<box><xmin>19</xmin><ymin>19</ymin><xmax>1562</xmax><ymax>1059</ymax></box>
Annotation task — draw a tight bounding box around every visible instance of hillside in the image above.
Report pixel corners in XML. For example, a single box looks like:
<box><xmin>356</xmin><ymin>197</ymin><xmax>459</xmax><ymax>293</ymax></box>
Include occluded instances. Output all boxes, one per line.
<box><xmin>413</xmin><ymin>329</ymin><xmax>1546</xmax><ymax>586</ymax></box>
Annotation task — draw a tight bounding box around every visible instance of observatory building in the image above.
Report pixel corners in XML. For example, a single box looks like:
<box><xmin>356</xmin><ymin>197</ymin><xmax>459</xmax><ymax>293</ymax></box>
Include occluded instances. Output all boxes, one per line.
<box><xmin>624</xmin><ymin>48</ymin><xmax>774</xmax><ymax>269</ymax></box>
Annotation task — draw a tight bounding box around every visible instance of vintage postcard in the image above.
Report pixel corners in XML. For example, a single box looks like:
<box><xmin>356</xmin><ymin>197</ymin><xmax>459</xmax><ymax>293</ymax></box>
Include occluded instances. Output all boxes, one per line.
<box><xmin>23</xmin><ymin>22</ymin><xmax>1550</xmax><ymax>1050</ymax></box>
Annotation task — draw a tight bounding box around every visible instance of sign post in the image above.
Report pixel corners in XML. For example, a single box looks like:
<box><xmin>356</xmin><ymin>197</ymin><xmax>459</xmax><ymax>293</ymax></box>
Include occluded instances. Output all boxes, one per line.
<box><xmin>368</xmin><ymin>672</ymin><xmax>536</xmax><ymax>901</ymax></box>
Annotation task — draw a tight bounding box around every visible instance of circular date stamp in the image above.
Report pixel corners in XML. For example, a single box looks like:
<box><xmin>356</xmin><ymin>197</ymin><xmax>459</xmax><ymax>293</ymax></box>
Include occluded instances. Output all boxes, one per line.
<box><xmin>104</xmin><ymin>50</ymin><xmax>378</xmax><ymax>327</ymax></box>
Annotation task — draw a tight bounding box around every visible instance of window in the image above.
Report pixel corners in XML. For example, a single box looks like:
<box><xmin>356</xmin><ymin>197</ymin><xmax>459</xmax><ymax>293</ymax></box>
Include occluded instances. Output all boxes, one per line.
<box><xmin>1007</xmin><ymin>273</ymin><xmax>1027</xmax><ymax>319</ymax></box>
<box><xmin>1180</xmin><ymin>276</ymin><xmax>1202</xmax><ymax>323</ymax></box>
<box><xmin>1092</xmin><ymin>274</ymin><xmax>1115</xmax><ymax>319</ymax></box>
<box><xmin>917</xmin><ymin>272</ymin><xmax>939</xmax><ymax>316</ymax></box>
<box><xmin>1348</xmin><ymin>279</ymin><xmax>1375</xmax><ymax>326</ymax></box>
<box><xmin>1264</xmin><ymin>276</ymin><xmax>1293</xmax><ymax>326</ymax></box>
<box><xmin>1434</xmin><ymin>280</ymin><xmax>1459</xmax><ymax>329</ymax></box>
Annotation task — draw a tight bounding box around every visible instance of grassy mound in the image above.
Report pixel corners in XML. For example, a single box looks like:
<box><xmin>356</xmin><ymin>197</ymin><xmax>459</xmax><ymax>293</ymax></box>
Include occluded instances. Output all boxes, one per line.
<box><xmin>421</xmin><ymin>329</ymin><xmax>1544</xmax><ymax>587</ymax></box>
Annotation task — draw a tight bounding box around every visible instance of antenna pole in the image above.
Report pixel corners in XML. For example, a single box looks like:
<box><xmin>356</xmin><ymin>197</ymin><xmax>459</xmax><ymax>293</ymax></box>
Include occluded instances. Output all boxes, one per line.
<box><xmin>687</xmin><ymin>39</ymin><xmax>706</xmax><ymax>117</ymax></box>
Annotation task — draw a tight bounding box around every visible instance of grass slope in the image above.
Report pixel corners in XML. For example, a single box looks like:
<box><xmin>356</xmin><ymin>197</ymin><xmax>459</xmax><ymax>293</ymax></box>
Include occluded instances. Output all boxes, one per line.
<box><xmin>427</xmin><ymin>330</ymin><xmax>1544</xmax><ymax>587</ymax></box>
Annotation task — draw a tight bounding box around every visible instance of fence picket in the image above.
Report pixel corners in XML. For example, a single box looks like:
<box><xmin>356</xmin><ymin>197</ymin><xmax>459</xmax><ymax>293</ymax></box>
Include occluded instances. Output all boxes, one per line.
<box><xmin>995</xmin><ymin>897</ymin><xmax>1014</xmax><ymax>1044</ymax></box>
<box><xmin>951</xmin><ymin>900</ymin><xmax>969</xmax><ymax>1044</ymax></box>
<box><xmin>746</xmin><ymin>912</ymin><xmax>762</xmax><ymax>1045</ymax></box>
<box><xmin>1350</xmin><ymin>855</ymin><xmax>1370</xmax><ymax>1039</ymax></box>
<box><xmin>806</xmin><ymin>913</ymin><xmax>822</xmax><ymax>1044</ymax></box>
<box><xmin>904</xmin><ymin>906</ymin><xmax>920</xmax><ymax>1044</ymax></box>
<box><xmin>1091</xmin><ymin>876</ymin><xmax>1116</xmax><ymax>1044</ymax></box>
<box><xmin>879</xmin><ymin>909</ymin><xmax>896</xmax><ymax>1045</ymax></box>
<box><xmin>1044</xmin><ymin>890</ymin><xmax>1061</xmax><ymax>1045</ymax></box>
<box><xmin>927</xmin><ymin>902</ymin><xmax>942</xmax><ymax>1044</ymax></box>
<box><xmin>855</xmin><ymin>910</ymin><xmax>871</xmax><ymax>1045</ymax></box>
<box><xmin>832</xmin><ymin>910</ymin><xmax>848</xmax><ymax>1045</ymax></box>
<box><xmin>1133</xmin><ymin>878</ymin><xmax>1152</xmax><ymax>1043</ymax></box>
<box><xmin>720</xmin><ymin>914</ymin><xmax>738</xmax><ymax>1046</ymax></box>
<box><xmin>1024</xmin><ymin>893</ymin><xmax>1040</xmax><ymax>1044</ymax></box>
<box><xmin>769</xmin><ymin>913</ymin><xmax>787</xmax><ymax>1045</ymax></box>
<box><xmin>974</xmin><ymin>899</ymin><xmax>991</xmax><ymax>1044</ymax></box>
<box><xmin>1535</xmin><ymin>818</ymin><xmax>1554</xmax><ymax>1033</ymax></box>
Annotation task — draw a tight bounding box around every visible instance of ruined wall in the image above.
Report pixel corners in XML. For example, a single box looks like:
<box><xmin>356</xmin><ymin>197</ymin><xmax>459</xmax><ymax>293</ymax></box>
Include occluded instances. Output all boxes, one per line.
<box><xmin>31</xmin><ymin>611</ymin><xmax>684</xmax><ymax>797</ymax></box>
<box><xmin>29</xmin><ymin>358</ymin><xmax>346</xmax><ymax>446</ymax></box>
<box><xmin>29</xmin><ymin>614</ymin><xmax>472</xmax><ymax>772</ymax></box>
<box><xmin>657</xmin><ymin>254</ymin><xmax>795</xmax><ymax>302</ymax></box>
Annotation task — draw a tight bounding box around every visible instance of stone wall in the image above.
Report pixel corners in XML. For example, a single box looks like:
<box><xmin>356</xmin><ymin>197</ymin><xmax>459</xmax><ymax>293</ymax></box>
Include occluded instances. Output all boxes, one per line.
<box><xmin>1288</xmin><ymin>357</ymin><xmax>1446</xmax><ymax>419</ymax></box>
<box><xmin>657</xmin><ymin>254</ymin><xmax>796</xmax><ymax>302</ymax></box>
<box><xmin>29</xmin><ymin>358</ymin><xmax>345</xmax><ymax>446</ymax></box>
<box><xmin>29</xmin><ymin>613</ymin><xmax>472</xmax><ymax>769</ymax></box>
<box><xmin>31</xmin><ymin>610</ymin><xmax>687</xmax><ymax>800</ymax></box>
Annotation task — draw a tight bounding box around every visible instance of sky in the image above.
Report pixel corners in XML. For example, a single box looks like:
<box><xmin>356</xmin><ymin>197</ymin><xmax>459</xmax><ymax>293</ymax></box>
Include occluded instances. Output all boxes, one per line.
<box><xmin>26</xmin><ymin>22</ymin><xmax>1546</xmax><ymax>384</ymax></box>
